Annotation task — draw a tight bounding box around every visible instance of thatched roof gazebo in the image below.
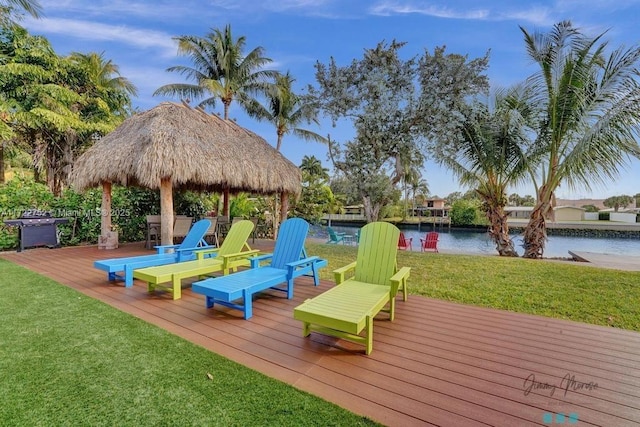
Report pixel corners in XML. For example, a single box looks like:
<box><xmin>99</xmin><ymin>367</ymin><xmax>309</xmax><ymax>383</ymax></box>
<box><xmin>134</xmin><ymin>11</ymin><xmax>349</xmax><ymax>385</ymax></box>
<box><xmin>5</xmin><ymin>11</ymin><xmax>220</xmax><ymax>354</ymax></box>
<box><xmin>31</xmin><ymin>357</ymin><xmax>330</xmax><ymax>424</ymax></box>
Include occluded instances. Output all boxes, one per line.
<box><xmin>71</xmin><ymin>102</ymin><xmax>301</xmax><ymax>247</ymax></box>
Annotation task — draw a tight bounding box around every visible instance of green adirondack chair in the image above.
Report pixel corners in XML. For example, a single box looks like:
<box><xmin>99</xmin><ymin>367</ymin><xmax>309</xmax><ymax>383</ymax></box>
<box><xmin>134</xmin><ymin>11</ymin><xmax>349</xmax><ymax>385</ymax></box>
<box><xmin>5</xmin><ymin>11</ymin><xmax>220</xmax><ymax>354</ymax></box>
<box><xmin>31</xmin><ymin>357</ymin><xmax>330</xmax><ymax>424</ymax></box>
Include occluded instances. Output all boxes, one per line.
<box><xmin>133</xmin><ymin>220</ymin><xmax>258</xmax><ymax>300</ymax></box>
<box><xmin>293</xmin><ymin>221</ymin><xmax>410</xmax><ymax>355</ymax></box>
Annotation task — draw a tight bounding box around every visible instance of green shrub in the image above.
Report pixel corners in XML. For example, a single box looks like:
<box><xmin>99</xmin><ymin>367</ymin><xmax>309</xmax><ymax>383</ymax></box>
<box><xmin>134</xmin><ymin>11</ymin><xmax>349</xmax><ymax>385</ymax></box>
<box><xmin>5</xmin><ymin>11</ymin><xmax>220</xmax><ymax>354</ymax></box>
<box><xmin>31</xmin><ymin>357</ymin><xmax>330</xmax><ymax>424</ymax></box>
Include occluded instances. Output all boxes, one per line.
<box><xmin>599</xmin><ymin>212</ymin><xmax>610</xmax><ymax>221</ymax></box>
<box><xmin>449</xmin><ymin>199</ymin><xmax>479</xmax><ymax>226</ymax></box>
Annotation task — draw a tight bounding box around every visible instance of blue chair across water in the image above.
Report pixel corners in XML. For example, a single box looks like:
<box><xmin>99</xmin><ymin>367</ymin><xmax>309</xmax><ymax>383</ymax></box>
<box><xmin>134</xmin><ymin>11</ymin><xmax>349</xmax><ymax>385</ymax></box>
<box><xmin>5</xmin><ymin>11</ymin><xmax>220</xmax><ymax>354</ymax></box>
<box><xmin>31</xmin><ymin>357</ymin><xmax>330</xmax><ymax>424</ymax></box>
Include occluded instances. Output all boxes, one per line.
<box><xmin>192</xmin><ymin>218</ymin><xmax>328</xmax><ymax>319</ymax></box>
<box><xmin>326</xmin><ymin>226</ymin><xmax>352</xmax><ymax>244</ymax></box>
<box><xmin>94</xmin><ymin>218</ymin><xmax>211</xmax><ymax>287</ymax></box>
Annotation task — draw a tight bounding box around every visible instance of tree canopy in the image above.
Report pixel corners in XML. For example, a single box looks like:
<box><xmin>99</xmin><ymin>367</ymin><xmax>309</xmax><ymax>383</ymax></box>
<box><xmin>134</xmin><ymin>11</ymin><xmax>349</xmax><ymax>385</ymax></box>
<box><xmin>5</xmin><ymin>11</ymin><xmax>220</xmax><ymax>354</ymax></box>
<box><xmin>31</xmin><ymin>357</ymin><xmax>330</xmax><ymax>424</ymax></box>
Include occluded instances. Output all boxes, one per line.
<box><xmin>310</xmin><ymin>40</ymin><xmax>489</xmax><ymax>222</ymax></box>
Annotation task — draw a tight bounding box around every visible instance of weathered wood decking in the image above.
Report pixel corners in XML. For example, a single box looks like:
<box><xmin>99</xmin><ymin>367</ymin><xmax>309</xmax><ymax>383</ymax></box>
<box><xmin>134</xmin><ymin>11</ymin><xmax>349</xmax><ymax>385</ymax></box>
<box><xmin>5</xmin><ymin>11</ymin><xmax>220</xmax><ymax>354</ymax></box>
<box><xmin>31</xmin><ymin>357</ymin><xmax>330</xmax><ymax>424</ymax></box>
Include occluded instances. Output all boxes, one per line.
<box><xmin>2</xmin><ymin>242</ymin><xmax>640</xmax><ymax>426</ymax></box>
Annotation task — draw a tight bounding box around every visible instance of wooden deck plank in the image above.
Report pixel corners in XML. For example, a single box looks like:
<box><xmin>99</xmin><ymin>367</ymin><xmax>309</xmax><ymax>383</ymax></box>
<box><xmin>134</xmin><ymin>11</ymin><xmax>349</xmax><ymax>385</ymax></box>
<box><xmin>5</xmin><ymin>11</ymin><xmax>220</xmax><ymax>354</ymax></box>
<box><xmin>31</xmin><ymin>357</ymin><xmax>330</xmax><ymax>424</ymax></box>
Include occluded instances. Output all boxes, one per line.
<box><xmin>3</xmin><ymin>241</ymin><xmax>640</xmax><ymax>426</ymax></box>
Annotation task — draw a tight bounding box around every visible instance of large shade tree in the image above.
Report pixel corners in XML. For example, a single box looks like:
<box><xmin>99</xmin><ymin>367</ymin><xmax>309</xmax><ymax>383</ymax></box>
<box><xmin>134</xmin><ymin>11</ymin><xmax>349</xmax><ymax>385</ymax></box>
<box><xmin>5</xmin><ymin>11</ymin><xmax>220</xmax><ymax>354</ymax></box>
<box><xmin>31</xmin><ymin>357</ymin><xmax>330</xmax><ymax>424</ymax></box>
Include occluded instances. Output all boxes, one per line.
<box><xmin>520</xmin><ymin>21</ymin><xmax>640</xmax><ymax>258</ymax></box>
<box><xmin>310</xmin><ymin>41</ymin><xmax>489</xmax><ymax>222</ymax></box>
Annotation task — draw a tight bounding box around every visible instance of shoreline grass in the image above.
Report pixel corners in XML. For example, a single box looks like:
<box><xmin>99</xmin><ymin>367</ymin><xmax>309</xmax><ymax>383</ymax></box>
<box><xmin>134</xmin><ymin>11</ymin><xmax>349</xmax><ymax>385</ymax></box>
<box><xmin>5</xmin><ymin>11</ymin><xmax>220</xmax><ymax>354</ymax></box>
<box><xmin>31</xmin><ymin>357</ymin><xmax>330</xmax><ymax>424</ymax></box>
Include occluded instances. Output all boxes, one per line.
<box><xmin>306</xmin><ymin>242</ymin><xmax>640</xmax><ymax>331</ymax></box>
<box><xmin>0</xmin><ymin>259</ymin><xmax>379</xmax><ymax>427</ymax></box>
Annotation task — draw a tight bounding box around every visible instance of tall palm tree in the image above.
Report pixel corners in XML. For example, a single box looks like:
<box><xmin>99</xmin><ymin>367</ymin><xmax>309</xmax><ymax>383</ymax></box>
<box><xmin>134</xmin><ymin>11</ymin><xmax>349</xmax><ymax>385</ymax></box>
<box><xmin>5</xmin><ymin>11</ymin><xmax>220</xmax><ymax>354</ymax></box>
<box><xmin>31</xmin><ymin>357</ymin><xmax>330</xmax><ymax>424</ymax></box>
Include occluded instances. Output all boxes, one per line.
<box><xmin>245</xmin><ymin>71</ymin><xmax>325</xmax><ymax>151</ymax></box>
<box><xmin>69</xmin><ymin>51</ymin><xmax>137</xmax><ymax>116</ymax></box>
<box><xmin>439</xmin><ymin>88</ymin><xmax>531</xmax><ymax>256</ymax></box>
<box><xmin>520</xmin><ymin>21</ymin><xmax>640</xmax><ymax>258</ymax></box>
<box><xmin>244</xmin><ymin>71</ymin><xmax>326</xmax><ymax>234</ymax></box>
<box><xmin>154</xmin><ymin>24</ymin><xmax>277</xmax><ymax>120</ymax></box>
<box><xmin>154</xmin><ymin>24</ymin><xmax>277</xmax><ymax>216</ymax></box>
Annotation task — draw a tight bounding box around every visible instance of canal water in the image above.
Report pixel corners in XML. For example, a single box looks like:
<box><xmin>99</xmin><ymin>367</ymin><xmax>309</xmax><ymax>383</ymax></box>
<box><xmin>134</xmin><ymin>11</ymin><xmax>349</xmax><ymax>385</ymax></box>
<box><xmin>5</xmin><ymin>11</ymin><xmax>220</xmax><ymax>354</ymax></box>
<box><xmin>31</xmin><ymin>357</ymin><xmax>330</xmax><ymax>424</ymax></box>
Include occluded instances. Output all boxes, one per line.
<box><xmin>324</xmin><ymin>225</ymin><xmax>640</xmax><ymax>258</ymax></box>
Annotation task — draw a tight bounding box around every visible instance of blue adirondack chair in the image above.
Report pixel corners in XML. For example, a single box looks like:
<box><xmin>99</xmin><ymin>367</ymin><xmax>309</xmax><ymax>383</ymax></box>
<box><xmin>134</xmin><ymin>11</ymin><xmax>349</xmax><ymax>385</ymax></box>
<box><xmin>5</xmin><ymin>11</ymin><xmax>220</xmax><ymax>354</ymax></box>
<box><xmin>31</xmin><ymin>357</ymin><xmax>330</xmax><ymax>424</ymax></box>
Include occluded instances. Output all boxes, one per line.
<box><xmin>326</xmin><ymin>226</ymin><xmax>351</xmax><ymax>244</ymax></box>
<box><xmin>192</xmin><ymin>218</ymin><xmax>328</xmax><ymax>319</ymax></box>
<box><xmin>94</xmin><ymin>218</ymin><xmax>211</xmax><ymax>287</ymax></box>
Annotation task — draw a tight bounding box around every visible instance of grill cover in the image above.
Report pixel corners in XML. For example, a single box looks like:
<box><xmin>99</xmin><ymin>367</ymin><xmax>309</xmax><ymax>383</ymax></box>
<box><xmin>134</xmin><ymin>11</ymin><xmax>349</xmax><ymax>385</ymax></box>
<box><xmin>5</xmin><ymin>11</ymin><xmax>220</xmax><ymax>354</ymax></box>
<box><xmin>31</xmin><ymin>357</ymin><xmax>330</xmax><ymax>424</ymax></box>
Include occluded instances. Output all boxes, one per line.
<box><xmin>3</xmin><ymin>210</ymin><xmax>69</xmax><ymax>252</ymax></box>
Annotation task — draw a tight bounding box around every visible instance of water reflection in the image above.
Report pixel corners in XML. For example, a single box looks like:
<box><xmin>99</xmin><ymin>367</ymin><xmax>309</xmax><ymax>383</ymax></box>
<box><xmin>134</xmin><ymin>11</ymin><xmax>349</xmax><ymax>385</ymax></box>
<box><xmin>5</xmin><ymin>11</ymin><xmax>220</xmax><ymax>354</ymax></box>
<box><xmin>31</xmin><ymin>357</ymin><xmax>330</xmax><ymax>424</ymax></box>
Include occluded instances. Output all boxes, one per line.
<box><xmin>328</xmin><ymin>225</ymin><xmax>640</xmax><ymax>258</ymax></box>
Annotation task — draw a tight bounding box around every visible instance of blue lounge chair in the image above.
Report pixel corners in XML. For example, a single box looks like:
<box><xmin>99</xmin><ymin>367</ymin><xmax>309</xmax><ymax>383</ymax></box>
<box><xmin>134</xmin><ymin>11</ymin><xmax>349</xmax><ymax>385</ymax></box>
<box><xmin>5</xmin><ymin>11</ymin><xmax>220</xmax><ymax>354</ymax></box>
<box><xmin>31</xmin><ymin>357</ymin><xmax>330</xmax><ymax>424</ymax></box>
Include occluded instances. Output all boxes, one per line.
<box><xmin>94</xmin><ymin>218</ymin><xmax>211</xmax><ymax>287</ymax></box>
<box><xmin>192</xmin><ymin>218</ymin><xmax>328</xmax><ymax>319</ymax></box>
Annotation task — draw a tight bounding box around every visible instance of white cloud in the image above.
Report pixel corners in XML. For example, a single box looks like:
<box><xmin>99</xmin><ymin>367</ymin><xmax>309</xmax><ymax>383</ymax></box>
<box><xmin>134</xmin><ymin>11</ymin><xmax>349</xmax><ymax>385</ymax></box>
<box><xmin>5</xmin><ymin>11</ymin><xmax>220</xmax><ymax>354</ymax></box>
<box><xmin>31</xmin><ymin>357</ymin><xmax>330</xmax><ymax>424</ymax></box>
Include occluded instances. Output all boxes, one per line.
<box><xmin>370</xmin><ymin>1</ymin><xmax>489</xmax><ymax>19</ymax></box>
<box><xmin>24</xmin><ymin>17</ymin><xmax>177</xmax><ymax>57</ymax></box>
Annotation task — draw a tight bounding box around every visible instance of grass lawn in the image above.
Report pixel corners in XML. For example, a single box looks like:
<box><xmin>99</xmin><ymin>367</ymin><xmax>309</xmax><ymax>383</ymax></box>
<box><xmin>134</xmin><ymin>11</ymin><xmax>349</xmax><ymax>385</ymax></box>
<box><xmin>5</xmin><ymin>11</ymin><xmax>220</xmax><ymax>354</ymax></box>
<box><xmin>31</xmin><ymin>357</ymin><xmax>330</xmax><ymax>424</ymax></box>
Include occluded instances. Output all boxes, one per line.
<box><xmin>306</xmin><ymin>242</ymin><xmax>640</xmax><ymax>331</ymax></box>
<box><xmin>0</xmin><ymin>259</ymin><xmax>379</xmax><ymax>427</ymax></box>
<box><xmin>3</xmin><ymin>243</ymin><xmax>640</xmax><ymax>425</ymax></box>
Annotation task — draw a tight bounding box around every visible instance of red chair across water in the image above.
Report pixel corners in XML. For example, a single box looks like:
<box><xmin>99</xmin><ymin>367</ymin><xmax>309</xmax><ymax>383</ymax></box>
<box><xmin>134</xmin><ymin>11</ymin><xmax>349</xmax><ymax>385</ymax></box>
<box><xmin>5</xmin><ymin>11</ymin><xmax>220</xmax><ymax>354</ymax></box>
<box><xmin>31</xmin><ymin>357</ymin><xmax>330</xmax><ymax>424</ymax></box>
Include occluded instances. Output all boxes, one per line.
<box><xmin>398</xmin><ymin>232</ymin><xmax>413</xmax><ymax>251</ymax></box>
<box><xmin>420</xmin><ymin>231</ymin><xmax>439</xmax><ymax>252</ymax></box>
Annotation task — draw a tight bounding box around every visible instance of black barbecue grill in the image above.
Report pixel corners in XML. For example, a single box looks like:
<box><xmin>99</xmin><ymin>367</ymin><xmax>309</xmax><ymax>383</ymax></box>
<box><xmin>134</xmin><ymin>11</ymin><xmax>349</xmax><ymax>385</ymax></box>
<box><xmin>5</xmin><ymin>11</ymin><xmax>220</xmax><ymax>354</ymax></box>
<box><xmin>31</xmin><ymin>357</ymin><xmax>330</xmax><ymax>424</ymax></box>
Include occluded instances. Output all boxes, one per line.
<box><xmin>3</xmin><ymin>210</ymin><xmax>69</xmax><ymax>252</ymax></box>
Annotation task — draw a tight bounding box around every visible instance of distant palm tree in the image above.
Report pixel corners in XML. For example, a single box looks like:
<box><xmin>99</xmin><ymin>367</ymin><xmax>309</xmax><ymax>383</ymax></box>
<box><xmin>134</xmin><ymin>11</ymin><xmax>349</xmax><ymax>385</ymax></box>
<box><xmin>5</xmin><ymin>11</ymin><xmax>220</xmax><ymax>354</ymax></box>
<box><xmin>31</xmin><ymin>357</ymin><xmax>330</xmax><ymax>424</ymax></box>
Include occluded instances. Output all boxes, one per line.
<box><xmin>300</xmin><ymin>155</ymin><xmax>329</xmax><ymax>181</ymax></box>
<box><xmin>410</xmin><ymin>177</ymin><xmax>429</xmax><ymax>216</ymax></box>
<box><xmin>520</xmin><ymin>21</ymin><xmax>640</xmax><ymax>258</ymax></box>
<box><xmin>154</xmin><ymin>24</ymin><xmax>277</xmax><ymax>120</ymax></box>
<box><xmin>245</xmin><ymin>71</ymin><xmax>325</xmax><ymax>151</ymax></box>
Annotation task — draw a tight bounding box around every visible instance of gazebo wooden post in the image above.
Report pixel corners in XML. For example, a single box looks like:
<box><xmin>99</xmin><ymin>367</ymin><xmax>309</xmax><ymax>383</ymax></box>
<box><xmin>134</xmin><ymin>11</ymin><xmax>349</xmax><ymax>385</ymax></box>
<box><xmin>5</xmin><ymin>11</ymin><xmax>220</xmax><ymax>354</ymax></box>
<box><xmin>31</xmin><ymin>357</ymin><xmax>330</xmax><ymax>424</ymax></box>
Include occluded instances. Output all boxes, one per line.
<box><xmin>160</xmin><ymin>177</ymin><xmax>174</xmax><ymax>246</ymax></box>
<box><xmin>98</xmin><ymin>181</ymin><xmax>118</xmax><ymax>249</ymax></box>
<box><xmin>222</xmin><ymin>188</ymin><xmax>230</xmax><ymax>217</ymax></box>
<box><xmin>280</xmin><ymin>191</ymin><xmax>289</xmax><ymax>224</ymax></box>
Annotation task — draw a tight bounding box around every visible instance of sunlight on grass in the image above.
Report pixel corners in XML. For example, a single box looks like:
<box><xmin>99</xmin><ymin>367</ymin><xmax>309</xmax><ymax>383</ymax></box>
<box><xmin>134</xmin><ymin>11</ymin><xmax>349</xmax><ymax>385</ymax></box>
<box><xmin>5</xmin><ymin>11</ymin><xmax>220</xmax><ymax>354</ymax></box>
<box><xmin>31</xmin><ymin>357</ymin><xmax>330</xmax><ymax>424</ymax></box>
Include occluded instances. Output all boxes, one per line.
<box><xmin>0</xmin><ymin>259</ymin><xmax>379</xmax><ymax>427</ymax></box>
<box><xmin>306</xmin><ymin>242</ymin><xmax>640</xmax><ymax>331</ymax></box>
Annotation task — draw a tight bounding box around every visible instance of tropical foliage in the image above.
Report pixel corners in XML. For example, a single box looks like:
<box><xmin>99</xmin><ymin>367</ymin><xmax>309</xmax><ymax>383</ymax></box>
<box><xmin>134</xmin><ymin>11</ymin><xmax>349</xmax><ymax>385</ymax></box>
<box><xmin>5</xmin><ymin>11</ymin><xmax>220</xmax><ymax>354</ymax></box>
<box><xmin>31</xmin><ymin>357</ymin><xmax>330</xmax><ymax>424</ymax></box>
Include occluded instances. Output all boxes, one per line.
<box><xmin>244</xmin><ymin>71</ymin><xmax>325</xmax><ymax>151</ymax></box>
<box><xmin>154</xmin><ymin>24</ymin><xmax>277</xmax><ymax>120</ymax></box>
<box><xmin>603</xmin><ymin>195</ymin><xmax>634</xmax><ymax>212</ymax></box>
<box><xmin>293</xmin><ymin>155</ymin><xmax>335</xmax><ymax>223</ymax></box>
<box><xmin>434</xmin><ymin>88</ymin><xmax>531</xmax><ymax>256</ymax></box>
<box><xmin>310</xmin><ymin>41</ymin><xmax>489</xmax><ymax>222</ymax></box>
<box><xmin>519</xmin><ymin>21</ymin><xmax>640</xmax><ymax>258</ymax></box>
<box><xmin>0</xmin><ymin>26</ymin><xmax>136</xmax><ymax>193</ymax></box>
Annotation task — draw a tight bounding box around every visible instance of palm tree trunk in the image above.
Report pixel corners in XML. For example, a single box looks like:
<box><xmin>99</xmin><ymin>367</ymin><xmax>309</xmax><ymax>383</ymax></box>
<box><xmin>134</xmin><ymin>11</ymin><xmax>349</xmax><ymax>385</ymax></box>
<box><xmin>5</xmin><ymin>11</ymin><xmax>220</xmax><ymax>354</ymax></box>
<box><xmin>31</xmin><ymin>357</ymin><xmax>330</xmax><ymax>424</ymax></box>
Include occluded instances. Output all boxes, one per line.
<box><xmin>486</xmin><ymin>207</ymin><xmax>518</xmax><ymax>257</ymax></box>
<box><xmin>522</xmin><ymin>202</ymin><xmax>550</xmax><ymax>258</ymax></box>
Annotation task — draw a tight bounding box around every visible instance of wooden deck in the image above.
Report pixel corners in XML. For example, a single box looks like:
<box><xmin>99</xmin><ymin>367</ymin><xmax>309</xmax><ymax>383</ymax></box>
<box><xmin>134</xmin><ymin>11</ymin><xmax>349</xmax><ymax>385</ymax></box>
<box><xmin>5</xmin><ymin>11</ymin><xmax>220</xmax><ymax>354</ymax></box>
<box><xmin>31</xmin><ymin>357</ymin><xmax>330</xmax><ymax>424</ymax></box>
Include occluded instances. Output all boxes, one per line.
<box><xmin>3</xmin><ymin>242</ymin><xmax>640</xmax><ymax>426</ymax></box>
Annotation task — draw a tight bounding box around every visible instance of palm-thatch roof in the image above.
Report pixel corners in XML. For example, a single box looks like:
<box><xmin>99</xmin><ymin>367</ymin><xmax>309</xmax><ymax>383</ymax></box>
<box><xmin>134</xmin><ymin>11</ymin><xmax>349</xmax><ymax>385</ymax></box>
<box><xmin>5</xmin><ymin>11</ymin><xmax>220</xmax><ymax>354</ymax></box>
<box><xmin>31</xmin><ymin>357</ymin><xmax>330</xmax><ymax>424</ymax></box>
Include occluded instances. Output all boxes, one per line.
<box><xmin>70</xmin><ymin>102</ymin><xmax>301</xmax><ymax>195</ymax></box>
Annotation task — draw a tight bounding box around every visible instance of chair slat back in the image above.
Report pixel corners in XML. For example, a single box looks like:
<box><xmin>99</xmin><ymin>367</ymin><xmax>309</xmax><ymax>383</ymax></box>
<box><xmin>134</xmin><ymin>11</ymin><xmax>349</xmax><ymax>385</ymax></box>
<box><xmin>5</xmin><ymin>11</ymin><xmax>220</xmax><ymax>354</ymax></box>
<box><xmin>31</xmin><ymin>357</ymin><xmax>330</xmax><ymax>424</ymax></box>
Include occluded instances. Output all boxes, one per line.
<box><xmin>271</xmin><ymin>218</ymin><xmax>309</xmax><ymax>269</ymax></box>
<box><xmin>217</xmin><ymin>220</ymin><xmax>254</xmax><ymax>255</ymax></box>
<box><xmin>178</xmin><ymin>219</ymin><xmax>210</xmax><ymax>249</ymax></box>
<box><xmin>354</xmin><ymin>222</ymin><xmax>400</xmax><ymax>286</ymax></box>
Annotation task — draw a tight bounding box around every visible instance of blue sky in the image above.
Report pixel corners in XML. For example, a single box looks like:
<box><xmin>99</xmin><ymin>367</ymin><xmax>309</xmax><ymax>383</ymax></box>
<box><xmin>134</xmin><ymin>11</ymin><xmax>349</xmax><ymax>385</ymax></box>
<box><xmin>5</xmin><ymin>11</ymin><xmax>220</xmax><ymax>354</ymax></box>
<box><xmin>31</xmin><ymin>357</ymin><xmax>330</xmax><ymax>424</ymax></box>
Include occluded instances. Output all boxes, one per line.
<box><xmin>22</xmin><ymin>0</ymin><xmax>640</xmax><ymax>199</ymax></box>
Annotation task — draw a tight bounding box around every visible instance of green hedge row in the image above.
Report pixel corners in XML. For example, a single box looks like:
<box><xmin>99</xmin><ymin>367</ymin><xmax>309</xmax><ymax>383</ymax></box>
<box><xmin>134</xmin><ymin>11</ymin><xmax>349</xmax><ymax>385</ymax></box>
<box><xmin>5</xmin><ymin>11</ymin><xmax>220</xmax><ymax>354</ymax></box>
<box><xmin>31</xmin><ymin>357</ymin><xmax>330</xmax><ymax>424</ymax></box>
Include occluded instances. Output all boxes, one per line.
<box><xmin>0</xmin><ymin>177</ymin><xmax>233</xmax><ymax>251</ymax></box>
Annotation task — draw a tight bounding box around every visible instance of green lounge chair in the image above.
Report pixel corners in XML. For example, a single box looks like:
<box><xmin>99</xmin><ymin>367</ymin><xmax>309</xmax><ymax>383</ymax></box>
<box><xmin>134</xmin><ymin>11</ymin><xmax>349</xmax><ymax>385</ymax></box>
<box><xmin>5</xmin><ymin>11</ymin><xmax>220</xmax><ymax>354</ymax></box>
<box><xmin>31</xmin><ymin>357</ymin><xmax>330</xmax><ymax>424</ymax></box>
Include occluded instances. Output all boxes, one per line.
<box><xmin>133</xmin><ymin>220</ymin><xmax>258</xmax><ymax>300</ymax></box>
<box><xmin>294</xmin><ymin>222</ymin><xmax>410</xmax><ymax>355</ymax></box>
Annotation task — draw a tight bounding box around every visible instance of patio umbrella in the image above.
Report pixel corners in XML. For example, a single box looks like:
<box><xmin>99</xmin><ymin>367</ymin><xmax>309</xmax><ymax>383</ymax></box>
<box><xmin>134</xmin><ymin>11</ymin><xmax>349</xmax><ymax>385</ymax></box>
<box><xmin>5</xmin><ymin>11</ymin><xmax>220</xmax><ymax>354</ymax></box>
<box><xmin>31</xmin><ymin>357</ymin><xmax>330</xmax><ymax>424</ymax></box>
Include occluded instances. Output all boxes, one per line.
<box><xmin>70</xmin><ymin>102</ymin><xmax>301</xmax><ymax>246</ymax></box>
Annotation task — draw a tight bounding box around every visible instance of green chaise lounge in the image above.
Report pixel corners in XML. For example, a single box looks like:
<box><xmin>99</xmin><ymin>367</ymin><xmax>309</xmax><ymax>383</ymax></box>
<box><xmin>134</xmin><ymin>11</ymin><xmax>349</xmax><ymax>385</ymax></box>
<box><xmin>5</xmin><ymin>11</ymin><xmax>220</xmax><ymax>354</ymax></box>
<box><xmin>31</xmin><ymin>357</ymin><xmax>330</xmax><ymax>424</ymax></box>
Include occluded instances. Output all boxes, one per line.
<box><xmin>132</xmin><ymin>220</ymin><xmax>257</xmax><ymax>300</ymax></box>
<box><xmin>294</xmin><ymin>221</ymin><xmax>410</xmax><ymax>355</ymax></box>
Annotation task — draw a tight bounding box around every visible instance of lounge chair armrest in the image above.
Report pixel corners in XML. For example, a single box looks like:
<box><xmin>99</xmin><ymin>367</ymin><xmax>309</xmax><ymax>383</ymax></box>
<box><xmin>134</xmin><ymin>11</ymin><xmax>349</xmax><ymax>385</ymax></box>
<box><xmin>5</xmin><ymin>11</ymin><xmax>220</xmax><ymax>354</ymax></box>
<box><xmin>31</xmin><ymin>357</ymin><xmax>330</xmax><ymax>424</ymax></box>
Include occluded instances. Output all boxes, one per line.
<box><xmin>389</xmin><ymin>266</ymin><xmax>411</xmax><ymax>295</ymax></box>
<box><xmin>220</xmin><ymin>249</ymin><xmax>261</xmax><ymax>263</ymax></box>
<box><xmin>286</xmin><ymin>255</ymin><xmax>320</xmax><ymax>270</ymax></box>
<box><xmin>249</xmin><ymin>253</ymin><xmax>273</xmax><ymax>268</ymax></box>
<box><xmin>333</xmin><ymin>261</ymin><xmax>357</xmax><ymax>285</ymax></box>
<box><xmin>194</xmin><ymin>247</ymin><xmax>221</xmax><ymax>260</ymax></box>
<box><xmin>154</xmin><ymin>244</ymin><xmax>179</xmax><ymax>254</ymax></box>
